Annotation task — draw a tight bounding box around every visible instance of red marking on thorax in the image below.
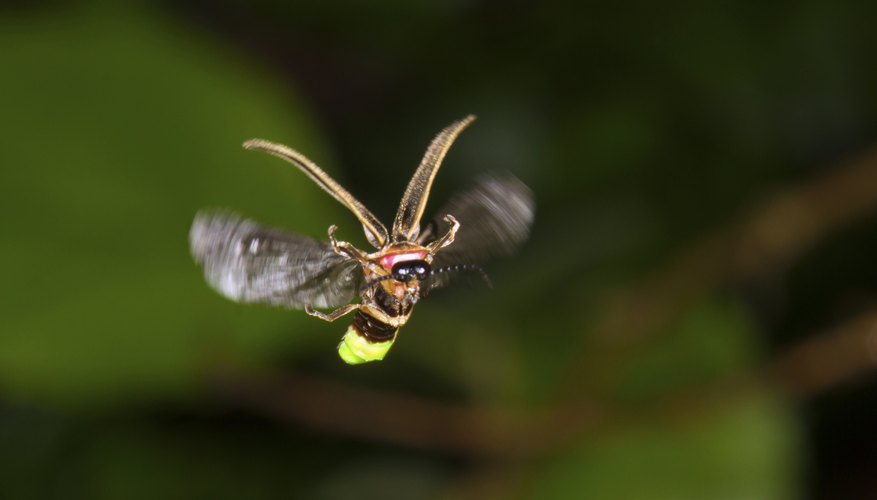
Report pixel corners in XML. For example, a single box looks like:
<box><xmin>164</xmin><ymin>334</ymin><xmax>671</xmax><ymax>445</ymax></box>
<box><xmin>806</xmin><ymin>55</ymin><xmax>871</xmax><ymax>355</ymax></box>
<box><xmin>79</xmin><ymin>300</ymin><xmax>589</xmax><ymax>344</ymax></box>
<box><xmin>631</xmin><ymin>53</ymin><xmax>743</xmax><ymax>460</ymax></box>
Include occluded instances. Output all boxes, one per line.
<box><xmin>379</xmin><ymin>251</ymin><xmax>427</xmax><ymax>270</ymax></box>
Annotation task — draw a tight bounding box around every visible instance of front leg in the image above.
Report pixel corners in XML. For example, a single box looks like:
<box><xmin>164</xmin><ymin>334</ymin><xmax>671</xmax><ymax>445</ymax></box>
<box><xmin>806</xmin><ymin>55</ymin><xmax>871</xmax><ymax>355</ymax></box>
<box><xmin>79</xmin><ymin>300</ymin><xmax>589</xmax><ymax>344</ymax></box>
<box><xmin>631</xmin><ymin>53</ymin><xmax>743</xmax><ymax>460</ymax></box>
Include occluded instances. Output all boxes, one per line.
<box><xmin>305</xmin><ymin>303</ymin><xmax>359</xmax><ymax>322</ymax></box>
<box><xmin>327</xmin><ymin>225</ymin><xmax>370</xmax><ymax>264</ymax></box>
<box><xmin>359</xmin><ymin>303</ymin><xmax>408</xmax><ymax>328</ymax></box>
<box><xmin>426</xmin><ymin>214</ymin><xmax>460</xmax><ymax>254</ymax></box>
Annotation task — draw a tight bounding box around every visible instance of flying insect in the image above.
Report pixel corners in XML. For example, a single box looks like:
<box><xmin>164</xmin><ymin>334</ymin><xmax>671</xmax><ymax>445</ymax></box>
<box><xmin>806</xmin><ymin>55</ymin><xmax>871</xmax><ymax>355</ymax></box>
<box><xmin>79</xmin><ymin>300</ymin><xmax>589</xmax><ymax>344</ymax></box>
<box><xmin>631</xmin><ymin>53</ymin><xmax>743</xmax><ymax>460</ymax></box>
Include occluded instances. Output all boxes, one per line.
<box><xmin>190</xmin><ymin>116</ymin><xmax>534</xmax><ymax>364</ymax></box>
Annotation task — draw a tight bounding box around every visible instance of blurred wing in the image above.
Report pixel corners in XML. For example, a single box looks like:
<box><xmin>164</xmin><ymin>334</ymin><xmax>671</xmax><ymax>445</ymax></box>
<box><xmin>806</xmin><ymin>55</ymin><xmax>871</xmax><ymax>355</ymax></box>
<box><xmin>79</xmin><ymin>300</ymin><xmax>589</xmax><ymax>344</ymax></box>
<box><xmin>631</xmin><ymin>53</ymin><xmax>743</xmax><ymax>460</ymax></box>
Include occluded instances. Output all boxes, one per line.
<box><xmin>420</xmin><ymin>173</ymin><xmax>535</xmax><ymax>290</ymax></box>
<box><xmin>190</xmin><ymin>211</ymin><xmax>362</xmax><ymax>309</ymax></box>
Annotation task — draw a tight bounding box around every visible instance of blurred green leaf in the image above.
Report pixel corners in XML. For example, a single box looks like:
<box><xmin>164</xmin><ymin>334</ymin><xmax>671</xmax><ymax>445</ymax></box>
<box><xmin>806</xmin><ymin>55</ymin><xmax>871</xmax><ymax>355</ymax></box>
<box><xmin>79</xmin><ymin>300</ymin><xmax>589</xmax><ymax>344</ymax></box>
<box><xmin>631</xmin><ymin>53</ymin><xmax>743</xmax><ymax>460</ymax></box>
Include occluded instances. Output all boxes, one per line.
<box><xmin>612</xmin><ymin>299</ymin><xmax>760</xmax><ymax>403</ymax></box>
<box><xmin>523</xmin><ymin>299</ymin><xmax>799</xmax><ymax>498</ymax></box>
<box><xmin>528</xmin><ymin>395</ymin><xmax>800</xmax><ymax>500</ymax></box>
<box><xmin>0</xmin><ymin>2</ymin><xmax>348</xmax><ymax>406</ymax></box>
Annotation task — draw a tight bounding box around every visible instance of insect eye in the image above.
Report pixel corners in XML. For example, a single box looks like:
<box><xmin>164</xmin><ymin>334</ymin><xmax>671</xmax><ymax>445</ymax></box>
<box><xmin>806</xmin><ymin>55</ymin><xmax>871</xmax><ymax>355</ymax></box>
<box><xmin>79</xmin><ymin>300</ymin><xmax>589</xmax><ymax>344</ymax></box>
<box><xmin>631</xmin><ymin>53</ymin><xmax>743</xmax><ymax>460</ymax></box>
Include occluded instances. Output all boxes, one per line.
<box><xmin>391</xmin><ymin>260</ymin><xmax>431</xmax><ymax>282</ymax></box>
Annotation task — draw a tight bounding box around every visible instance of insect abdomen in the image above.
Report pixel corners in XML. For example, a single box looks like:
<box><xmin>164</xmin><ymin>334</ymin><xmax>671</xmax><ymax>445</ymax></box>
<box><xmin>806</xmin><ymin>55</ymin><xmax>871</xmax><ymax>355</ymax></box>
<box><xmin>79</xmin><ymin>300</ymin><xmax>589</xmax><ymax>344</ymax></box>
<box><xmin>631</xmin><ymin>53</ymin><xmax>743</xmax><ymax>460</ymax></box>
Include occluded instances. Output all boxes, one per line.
<box><xmin>353</xmin><ymin>310</ymin><xmax>398</xmax><ymax>341</ymax></box>
<box><xmin>337</xmin><ymin>310</ymin><xmax>398</xmax><ymax>364</ymax></box>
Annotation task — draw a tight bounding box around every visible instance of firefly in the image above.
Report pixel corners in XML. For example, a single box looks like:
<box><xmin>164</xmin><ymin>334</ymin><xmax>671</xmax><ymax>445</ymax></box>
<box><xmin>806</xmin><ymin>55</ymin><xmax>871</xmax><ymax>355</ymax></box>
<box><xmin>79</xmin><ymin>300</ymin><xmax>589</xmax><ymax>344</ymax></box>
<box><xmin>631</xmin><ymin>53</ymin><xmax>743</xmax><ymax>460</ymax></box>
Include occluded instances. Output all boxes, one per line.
<box><xmin>190</xmin><ymin>116</ymin><xmax>534</xmax><ymax>364</ymax></box>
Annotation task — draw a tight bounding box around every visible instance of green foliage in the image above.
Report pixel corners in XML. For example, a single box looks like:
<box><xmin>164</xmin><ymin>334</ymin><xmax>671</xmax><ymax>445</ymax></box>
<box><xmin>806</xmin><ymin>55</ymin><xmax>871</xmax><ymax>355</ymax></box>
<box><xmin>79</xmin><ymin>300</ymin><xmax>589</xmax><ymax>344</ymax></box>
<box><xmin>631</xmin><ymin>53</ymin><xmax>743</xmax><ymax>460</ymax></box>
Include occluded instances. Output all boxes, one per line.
<box><xmin>613</xmin><ymin>300</ymin><xmax>759</xmax><ymax>402</ymax></box>
<box><xmin>0</xmin><ymin>2</ymin><xmax>342</xmax><ymax>405</ymax></box>
<box><xmin>529</xmin><ymin>396</ymin><xmax>800</xmax><ymax>500</ymax></box>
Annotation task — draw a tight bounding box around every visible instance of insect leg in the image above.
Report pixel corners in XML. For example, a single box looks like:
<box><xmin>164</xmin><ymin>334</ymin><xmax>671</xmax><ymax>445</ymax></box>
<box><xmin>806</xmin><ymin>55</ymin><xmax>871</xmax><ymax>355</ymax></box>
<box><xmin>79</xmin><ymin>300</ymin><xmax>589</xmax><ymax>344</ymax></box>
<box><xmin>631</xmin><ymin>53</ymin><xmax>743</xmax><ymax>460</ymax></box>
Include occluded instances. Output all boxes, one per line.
<box><xmin>327</xmin><ymin>225</ymin><xmax>370</xmax><ymax>264</ymax></box>
<box><xmin>305</xmin><ymin>303</ymin><xmax>359</xmax><ymax>322</ymax></box>
<box><xmin>359</xmin><ymin>305</ymin><xmax>399</xmax><ymax>326</ymax></box>
<box><xmin>426</xmin><ymin>214</ymin><xmax>460</xmax><ymax>254</ymax></box>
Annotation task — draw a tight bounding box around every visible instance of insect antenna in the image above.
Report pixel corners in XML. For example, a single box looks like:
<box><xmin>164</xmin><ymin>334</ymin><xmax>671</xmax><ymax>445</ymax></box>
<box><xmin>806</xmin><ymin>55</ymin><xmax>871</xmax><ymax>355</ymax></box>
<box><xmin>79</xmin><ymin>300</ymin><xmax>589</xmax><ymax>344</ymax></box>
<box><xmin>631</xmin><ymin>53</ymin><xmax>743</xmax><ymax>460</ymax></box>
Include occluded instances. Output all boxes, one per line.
<box><xmin>358</xmin><ymin>274</ymin><xmax>397</xmax><ymax>294</ymax></box>
<box><xmin>430</xmin><ymin>264</ymin><xmax>493</xmax><ymax>289</ymax></box>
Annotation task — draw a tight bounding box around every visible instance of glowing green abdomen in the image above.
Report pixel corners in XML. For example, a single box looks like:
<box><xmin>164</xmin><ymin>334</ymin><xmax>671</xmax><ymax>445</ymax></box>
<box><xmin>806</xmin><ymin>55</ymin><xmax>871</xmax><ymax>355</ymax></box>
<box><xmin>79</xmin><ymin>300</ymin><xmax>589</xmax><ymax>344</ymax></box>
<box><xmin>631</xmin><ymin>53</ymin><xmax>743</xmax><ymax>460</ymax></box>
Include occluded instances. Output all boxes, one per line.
<box><xmin>337</xmin><ymin>327</ymin><xmax>395</xmax><ymax>364</ymax></box>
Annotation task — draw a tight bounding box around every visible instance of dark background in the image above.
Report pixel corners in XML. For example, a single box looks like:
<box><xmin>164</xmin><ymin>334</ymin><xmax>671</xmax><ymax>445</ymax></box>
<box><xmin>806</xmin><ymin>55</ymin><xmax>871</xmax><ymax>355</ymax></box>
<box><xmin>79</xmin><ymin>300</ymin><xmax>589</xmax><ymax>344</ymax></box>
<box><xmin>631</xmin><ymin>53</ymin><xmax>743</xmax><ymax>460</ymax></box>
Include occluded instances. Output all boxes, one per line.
<box><xmin>2</xmin><ymin>1</ymin><xmax>877</xmax><ymax>498</ymax></box>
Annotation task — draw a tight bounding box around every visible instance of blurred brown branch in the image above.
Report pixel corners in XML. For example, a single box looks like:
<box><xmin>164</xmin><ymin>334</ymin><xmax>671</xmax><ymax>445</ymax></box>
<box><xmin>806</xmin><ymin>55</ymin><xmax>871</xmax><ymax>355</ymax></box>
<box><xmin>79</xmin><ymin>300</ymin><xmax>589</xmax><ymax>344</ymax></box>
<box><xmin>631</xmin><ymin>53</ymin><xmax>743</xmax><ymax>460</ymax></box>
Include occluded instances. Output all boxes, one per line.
<box><xmin>559</xmin><ymin>145</ymin><xmax>877</xmax><ymax>397</ymax></box>
<box><xmin>216</xmin><ymin>371</ymin><xmax>606</xmax><ymax>457</ymax></box>
<box><xmin>216</xmin><ymin>304</ymin><xmax>877</xmax><ymax>458</ymax></box>
<box><xmin>447</xmin><ymin>306</ymin><xmax>877</xmax><ymax>499</ymax></box>
<box><xmin>767</xmin><ymin>308</ymin><xmax>877</xmax><ymax>396</ymax></box>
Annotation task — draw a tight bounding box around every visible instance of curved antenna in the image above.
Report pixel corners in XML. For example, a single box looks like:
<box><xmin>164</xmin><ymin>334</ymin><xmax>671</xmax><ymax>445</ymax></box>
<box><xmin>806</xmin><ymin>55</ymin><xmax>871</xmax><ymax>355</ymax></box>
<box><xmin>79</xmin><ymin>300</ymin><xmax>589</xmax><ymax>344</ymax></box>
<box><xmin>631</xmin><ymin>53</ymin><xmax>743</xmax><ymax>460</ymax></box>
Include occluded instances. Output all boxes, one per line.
<box><xmin>392</xmin><ymin>115</ymin><xmax>476</xmax><ymax>243</ymax></box>
<box><xmin>243</xmin><ymin>139</ymin><xmax>389</xmax><ymax>249</ymax></box>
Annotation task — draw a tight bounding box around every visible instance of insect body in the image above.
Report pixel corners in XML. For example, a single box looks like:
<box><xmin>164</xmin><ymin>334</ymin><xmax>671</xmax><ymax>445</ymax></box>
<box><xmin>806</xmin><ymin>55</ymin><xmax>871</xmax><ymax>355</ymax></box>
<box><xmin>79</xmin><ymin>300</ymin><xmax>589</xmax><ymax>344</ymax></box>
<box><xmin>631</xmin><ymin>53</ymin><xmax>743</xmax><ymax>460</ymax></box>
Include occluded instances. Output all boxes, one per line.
<box><xmin>190</xmin><ymin>116</ymin><xmax>534</xmax><ymax>364</ymax></box>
